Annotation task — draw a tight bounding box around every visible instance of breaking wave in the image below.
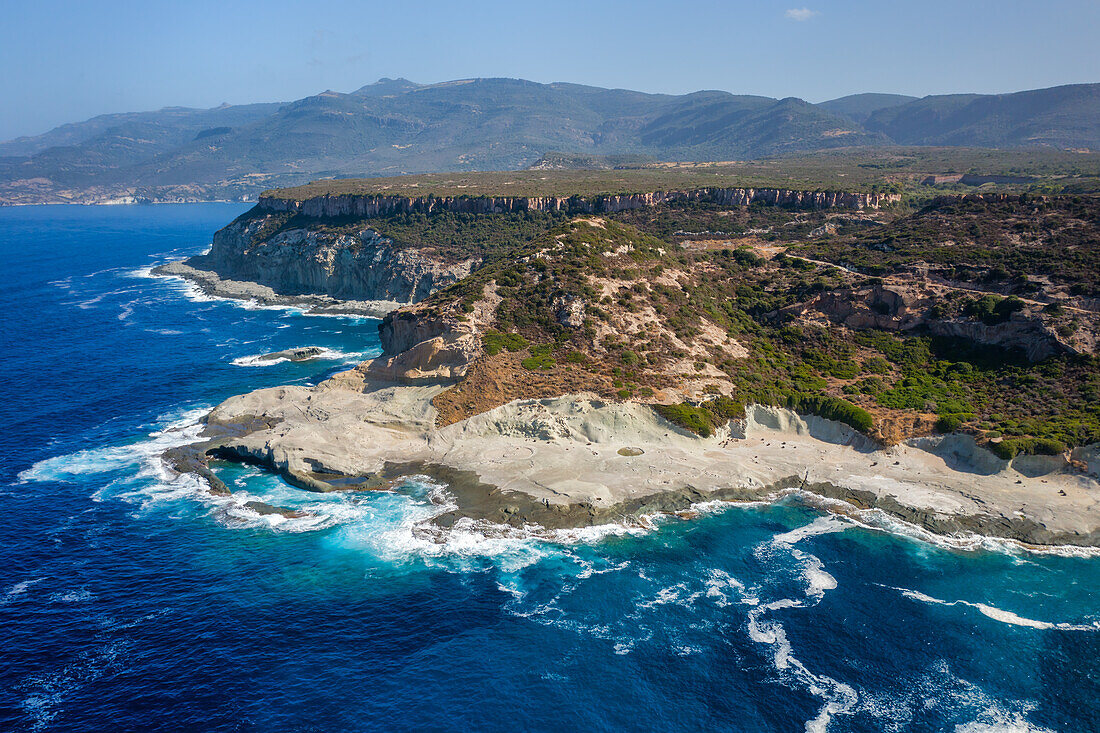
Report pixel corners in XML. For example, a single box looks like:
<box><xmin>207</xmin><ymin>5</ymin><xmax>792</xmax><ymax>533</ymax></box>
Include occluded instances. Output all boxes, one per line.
<box><xmin>894</xmin><ymin>587</ymin><xmax>1099</xmax><ymax>632</ymax></box>
<box><xmin>230</xmin><ymin>346</ymin><xmax>371</xmax><ymax>367</ymax></box>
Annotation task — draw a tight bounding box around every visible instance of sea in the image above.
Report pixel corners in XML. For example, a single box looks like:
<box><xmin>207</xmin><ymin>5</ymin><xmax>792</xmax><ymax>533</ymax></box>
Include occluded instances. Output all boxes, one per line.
<box><xmin>0</xmin><ymin>204</ymin><xmax>1097</xmax><ymax>732</ymax></box>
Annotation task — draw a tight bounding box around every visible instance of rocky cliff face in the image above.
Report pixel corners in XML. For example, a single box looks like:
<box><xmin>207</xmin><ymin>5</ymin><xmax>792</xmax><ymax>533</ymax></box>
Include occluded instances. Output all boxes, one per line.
<box><xmin>367</xmin><ymin>298</ymin><xmax>486</xmax><ymax>382</ymax></box>
<box><xmin>188</xmin><ymin>215</ymin><xmax>476</xmax><ymax>304</ymax></box>
<box><xmin>193</xmin><ymin>186</ymin><xmax>898</xmax><ymax>307</ymax></box>
<box><xmin>257</xmin><ymin>187</ymin><xmax>900</xmax><ymax>218</ymax></box>
<box><xmin>794</xmin><ymin>282</ymin><xmax>1089</xmax><ymax>361</ymax></box>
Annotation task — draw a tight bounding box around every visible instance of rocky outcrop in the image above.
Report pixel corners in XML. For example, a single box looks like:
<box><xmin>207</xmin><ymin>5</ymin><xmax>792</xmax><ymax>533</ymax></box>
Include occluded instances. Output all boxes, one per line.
<box><xmin>793</xmin><ymin>282</ymin><xmax>1082</xmax><ymax>361</ymax></box>
<box><xmin>187</xmin><ymin>214</ymin><xmax>476</xmax><ymax>304</ymax></box>
<box><xmin>177</xmin><ymin>382</ymin><xmax>1100</xmax><ymax>545</ymax></box>
<box><xmin>379</xmin><ymin>307</ymin><xmax>453</xmax><ymax>355</ymax></box>
<box><xmin>553</xmin><ymin>294</ymin><xmax>586</xmax><ymax>329</ymax></box>
<box><xmin>366</xmin><ymin>298</ymin><xmax>485</xmax><ymax>382</ymax></box>
<box><xmin>257</xmin><ymin>187</ymin><xmax>900</xmax><ymax>218</ymax></box>
<box><xmin>258</xmin><ymin>347</ymin><xmax>324</xmax><ymax>362</ymax></box>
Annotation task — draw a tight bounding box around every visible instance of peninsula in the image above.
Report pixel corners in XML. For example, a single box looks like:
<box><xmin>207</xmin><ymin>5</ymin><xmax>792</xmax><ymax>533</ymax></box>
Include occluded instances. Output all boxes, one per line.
<box><xmin>155</xmin><ymin>161</ymin><xmax>1100</xmax><ymax>547</ymax></box>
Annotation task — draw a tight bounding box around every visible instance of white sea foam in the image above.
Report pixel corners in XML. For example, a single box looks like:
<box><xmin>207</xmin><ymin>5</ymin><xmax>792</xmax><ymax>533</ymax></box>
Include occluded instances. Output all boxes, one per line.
<box><xmin>50</xmin><ymin>589</ymin><xmax>95</xmax><ymax>604</ymax></box>
<box><xmin>337</xmin><ymin>502</ymin><xmax>559</xmax><ymax>571</ymax></box>
<box><xmin>138</xmin><ymin>265</ymin><xmax>220</xmax><ymax>305</ymax></box>
<box><xmin>231</xmin><ymin>354</ymin><xmax>289</xmax><ymax>367</ymax></box>
<box><xmin>955</xmin><ymin>708</ymin><xmax>1056</xmax><ymax>733</ymax></box>
<box><xmin>9</xmin><ymin>406</ymin><xmax>323</xmax><ymax>537</ymax></box>
<box><xmin>745</xmin><ymin>596</ymin><xmax>858</xmax><ymax>732</ymax></box>
<box><xmin>790</xmin><ymin>491</ymin><xmax>1100</xmax><ymax>559</ymax></box>
<box><xmin>688</xmin><ymin>497</ymin><xmax>770</xmax><ymax>516</ymax></box>
<box><xmin>743</xmin><ymin>521</ymin><xmax>857</xmax><ymax>732</ymax></box>
<box><xmin>574</xmin><ymin>558</ymin><xmax>631</xmax><ymax>580</ymax></box>
<box><xmin>638</xmin><ymin>582</ymin><xmax>702</xmax><ymax>609</ymax></box>
<box><xmin>128</xmin><ymin>264</ymin><xmax>163</xmax><ymax>280</ymax></box>
<box><xmin>703</xmin><ymin>568</ymin><xmax>748</xmax><ymax>608</ymax></box>
<box><xmin>20</xmin><ymin>639</ymin><xmax>133</xmax><ymax>732</ymax></box>
<box><xmin>230</xmin><ymin>346</ymin><xmax>371</xmax><ymax>367</ymax></box>
<box><xmin>145</xmin><ymin>264</ymin><xmax>383</xmax><ymax>323</ymax></box>
<box><xmin>772</xmin><ymin>514</ymin><xmax>848</xmax><ymax>546</ymax></box>
<box><xmin>874</xmin><ymin>508</ymin><xmax>1100</xmax><ymax>558</ymax></box>
<box><xmin>72</xmin><ymin>287</ymin><xmax>134</xmax><ymax>309</ymax></box>
<box><xmin>18</xmin><ymin>407</ymin><xmax>209</xmax><ymax>485</ymax></box>
<box><xmin>896</xmin><ymin>587</ymin><xmax>1098</xmax><ymax>632</ymax></box>
<box><xmin>797</xmin><ymin>550</ymin><xmax>838</xmax><ymax>599</ymax></box>
<box><xmin>1</xmin><ymin>578</ymin><xmax>45</xmax><ymax>607</ymax></box>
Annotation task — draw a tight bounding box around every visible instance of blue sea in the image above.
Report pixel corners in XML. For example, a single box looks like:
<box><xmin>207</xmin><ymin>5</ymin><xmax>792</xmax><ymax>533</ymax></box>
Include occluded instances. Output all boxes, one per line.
<box><xmin>1</xmin><ymin>204</ymin><xmax>1098</xmax><ymax>732</ymax></box>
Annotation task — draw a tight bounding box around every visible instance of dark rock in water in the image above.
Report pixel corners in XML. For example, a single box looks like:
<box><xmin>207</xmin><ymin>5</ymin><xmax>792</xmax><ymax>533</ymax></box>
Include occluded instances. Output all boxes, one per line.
<box><xmin>261</xmin><ymin>346</ymin><xmax>325</xmax><ymax>362</ymax></box>
<box><xmin>162</xmin><ymin>445</ymin><xmax>229</xmax><ymax>495</ymax></box>
<box><xmin>243</xmin><ymin>500</ymin><xmax>310</xmax><ymax>519</ymax></box>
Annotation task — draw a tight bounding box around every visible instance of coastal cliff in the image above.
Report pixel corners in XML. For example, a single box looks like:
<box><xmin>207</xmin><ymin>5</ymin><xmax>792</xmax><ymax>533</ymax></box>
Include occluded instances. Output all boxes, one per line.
<box><xmin>179</xmin><ymin>213</ymin><xmax>477</xmax><ymax>305</ymax></box>
<box><xmin>257</xmin><ymin>187</ymin><xmax>901</xmax><ymax>218</ymax></box>
<box><xmin>153</xmin><ymin>186</ymin><xmax>1100</xmax><ymax>546</ymax></box>
<box><xmin>162</xmin><ymin>182</ymin><xmax>901</xmax><ymax>311</ymax></box>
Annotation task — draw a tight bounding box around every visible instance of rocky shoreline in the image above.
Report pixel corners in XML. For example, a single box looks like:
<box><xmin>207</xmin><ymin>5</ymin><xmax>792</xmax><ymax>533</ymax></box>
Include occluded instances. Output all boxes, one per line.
<box><xmin>148</xmin><ymin>196</ymin><xmax>1100</xmax><ymax>550</ymax></box>
<box><xmin>152</xmin><ymin>260</ymin><xmax>402</xmax><ymax>317</ymax></box>
<box><xmin>159</xmin><ymin>364</ymin><xmax>1100</xmax><ymax>548</ymax></box>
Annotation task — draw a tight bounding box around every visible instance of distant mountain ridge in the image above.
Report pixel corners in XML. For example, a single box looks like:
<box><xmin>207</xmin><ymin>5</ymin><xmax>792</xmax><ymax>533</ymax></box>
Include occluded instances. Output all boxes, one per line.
<box><xmin>863</xmin><ymin>83</ymin><xmax>1100</xmax><ymax>149</ymax></box>
<box><xmin>0</xmin><ymin>78</ymin><xmax>1097</xmax><ymax>204</ymax></box>
<box><xmin>816</xmin><ymin>93</ymin><xmax>918</xmax><ymax>124</ymax></box>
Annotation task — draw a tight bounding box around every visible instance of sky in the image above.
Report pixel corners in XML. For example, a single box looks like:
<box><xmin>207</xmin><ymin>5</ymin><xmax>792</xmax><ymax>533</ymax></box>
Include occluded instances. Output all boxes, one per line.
<box><xmin>2</xmin><ymin>0</ymin><xmax>1099</xmax><ymax>141</ymax></box>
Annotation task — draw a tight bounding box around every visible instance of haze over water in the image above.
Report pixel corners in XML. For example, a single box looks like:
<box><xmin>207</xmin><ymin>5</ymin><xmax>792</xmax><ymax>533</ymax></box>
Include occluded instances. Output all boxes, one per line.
<box><xmin>1</xmin><ymin>204</ymin><xmax>1097</xmax><ymax>732</ymax></box>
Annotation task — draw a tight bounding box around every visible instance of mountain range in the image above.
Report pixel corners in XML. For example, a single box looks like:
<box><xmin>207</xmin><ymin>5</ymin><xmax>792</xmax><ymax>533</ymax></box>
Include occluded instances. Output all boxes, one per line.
<box><xmin>1</xmin><ymin>78</ymin><xmax>1097</xmax><ymax>204</ymax></box>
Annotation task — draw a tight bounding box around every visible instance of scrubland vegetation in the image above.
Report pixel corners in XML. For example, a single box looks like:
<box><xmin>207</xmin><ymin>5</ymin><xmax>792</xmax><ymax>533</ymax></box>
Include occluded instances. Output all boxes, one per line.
<box><xmin>250</xmin><ymin>170</ymin><xmax>1100</xmax><ymax>456</ymax></box>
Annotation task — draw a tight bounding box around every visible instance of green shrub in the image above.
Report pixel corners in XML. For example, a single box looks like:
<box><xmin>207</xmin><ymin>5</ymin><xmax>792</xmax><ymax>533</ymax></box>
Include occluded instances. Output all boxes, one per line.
<box><xmin>653</xmin><ymin>397</ymin><xmax>746</xmax><ymax>437</ymax></box>
<box><xmin>521</xmin><ymin>354</ymin><xmax>556</xmax><ymax>370</ymax></box>
<box><xmin>828</xmin><ymin>361</ymin><xmax>860</xmax><ymax>380</ymax></box>
<box><xmin>706</xmin><ymin>396</ymin><xmax>746</xmax><ymax>421</ymax></box>
<box><xmin>732</xmin><ymin>248</ymin><xmax>764</xmax><ymax>267</ymax></box>
<box><xmin>861</xmin><ymin>357</ymin><xmax>890</xmax><ymax>375</ymax></box>
<box><xmin>482</xmin><ymin>330</ymin><xmax>529</xmax><ymax>356</ymax></box>
<box><xmin>783</xmin><ymin>394</ymin><xmax>874</xmax><ymax>433</ymax></box>
<box><xmin>964</xmin><ymin>294</ymin><xmax>1025</xmax><ymax>325</ymax></box>
<box><xmin>935</xmin><ymin>414</ymin><xmax>964</xmax><ymax>433</ymax></box>
<box><xmin>654</xmin><ymin>403</ymin><xmax>715</xmax><ymax>437</ymax></box>
<box><xmin>990</xmin><ymin>437</ymin><xmax>1068</xmax><ymax>460</ymax></box>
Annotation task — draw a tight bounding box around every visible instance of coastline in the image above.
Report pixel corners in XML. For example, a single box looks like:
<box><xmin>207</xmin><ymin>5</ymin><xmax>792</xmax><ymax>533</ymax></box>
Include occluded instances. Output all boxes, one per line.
<box><xmin>9</xmin><ymin>198</ymin><xmax>1100</xmax><ymax>733</ymax></box>
<box><xmin>144</xmin><ymin>228</ymin><xmax>1100</xmax><ymax>550</ymax></box>
<box><xmin>162</xmin><ymin>357</ymin><xmax>1100</xmax><ymax>549</ymax></box>
<box><xmin>152</xmin><ymin>260</ymin><xmax>402</xmax><ymax>318</ymax></box>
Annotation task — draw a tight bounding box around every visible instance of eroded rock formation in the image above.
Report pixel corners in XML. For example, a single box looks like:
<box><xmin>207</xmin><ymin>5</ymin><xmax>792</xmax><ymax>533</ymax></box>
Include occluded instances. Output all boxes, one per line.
<box><xmin>186</xmin><ymin>215</ymin><xmax>476</xmax><ymax>304</ymax></box>
<box><xmin>257</xmin><ymin>187</ymin><xmax>901</xmax><ymax>218</ymax></box>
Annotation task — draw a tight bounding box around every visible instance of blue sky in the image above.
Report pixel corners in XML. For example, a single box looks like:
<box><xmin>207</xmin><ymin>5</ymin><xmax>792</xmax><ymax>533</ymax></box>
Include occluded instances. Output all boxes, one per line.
<box><xmin>2</xmin><ymin>0</ymin><xmax>1098</xmax><ymax>140</ymax></box>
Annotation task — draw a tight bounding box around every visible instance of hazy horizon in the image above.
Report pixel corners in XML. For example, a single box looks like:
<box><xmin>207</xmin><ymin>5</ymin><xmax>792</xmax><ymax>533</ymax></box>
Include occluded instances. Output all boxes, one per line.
<box><xmin>3</xmin><ymin>0</ymin><xmax>1100</xmax><ymax>141</ymax></box>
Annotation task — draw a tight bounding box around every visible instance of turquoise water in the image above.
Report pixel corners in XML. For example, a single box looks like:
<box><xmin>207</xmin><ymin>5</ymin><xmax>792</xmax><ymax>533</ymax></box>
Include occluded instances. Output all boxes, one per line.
<box><xmin>1</xmin><ymin>204</ymin><xmax>1098</xmax><ymax>732</ymax></box>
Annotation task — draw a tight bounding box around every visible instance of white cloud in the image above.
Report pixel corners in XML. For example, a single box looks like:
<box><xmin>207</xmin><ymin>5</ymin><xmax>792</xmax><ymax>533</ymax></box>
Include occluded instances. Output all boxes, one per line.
<box><xmin>785</xmin><ymin>7</ymin><xmax>820</xmax><ymax>21</ymax></box>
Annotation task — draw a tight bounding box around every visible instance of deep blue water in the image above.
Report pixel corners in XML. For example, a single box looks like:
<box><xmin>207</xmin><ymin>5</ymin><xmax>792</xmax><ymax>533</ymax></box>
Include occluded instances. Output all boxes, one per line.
<box><xmin>0</xmin><ymin>204</ymin><xmax>1098</xmax><ymax>732</ymax></box>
